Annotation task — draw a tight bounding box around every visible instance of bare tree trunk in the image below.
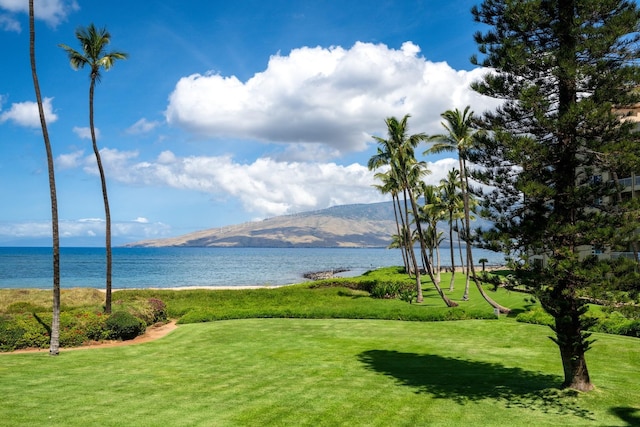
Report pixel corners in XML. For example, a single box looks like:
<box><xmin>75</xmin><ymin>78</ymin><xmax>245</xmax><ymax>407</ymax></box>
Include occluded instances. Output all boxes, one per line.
<box><xmin>29</xmin><ymin>0</ymin><xmax>60</xmax><ymax>355</ymax></box>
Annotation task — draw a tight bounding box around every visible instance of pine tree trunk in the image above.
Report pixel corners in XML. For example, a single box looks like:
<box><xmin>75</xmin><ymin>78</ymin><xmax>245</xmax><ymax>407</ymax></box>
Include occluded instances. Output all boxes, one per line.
<box><xmin>554</xmin><ymin>316</ymin><xmax>594</xmax><ymax>391</ymax></box>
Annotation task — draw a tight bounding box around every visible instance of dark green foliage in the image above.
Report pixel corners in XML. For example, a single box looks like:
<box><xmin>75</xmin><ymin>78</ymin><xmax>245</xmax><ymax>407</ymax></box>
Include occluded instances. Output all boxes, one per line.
<box><xmin>0</xmin><ymin>316</ymin><xmax>26</xmax><ymax>351</ymax></box>
<box><xmin>105</xmin><ymin>311</ymin><xmax>145</xmax><ymax>340</ymax></box>
<box><xmin>148</xmin><ymin>298</ymin><xmax>167</xmax><ymax>323</ymax></box>
<box><xmin>0</xmin><ymin>311</ymin><xmax>111</xmax><ymax>350</ymax></box>
<box><xmin>470</xmin><ymin>0</ymin><xmax>640</xmax><ymax>390</ymax></box>
<box><xmin>368</xmin><ymin>281</ymin><xmax>407</xmax><ymax>299</ymax></box>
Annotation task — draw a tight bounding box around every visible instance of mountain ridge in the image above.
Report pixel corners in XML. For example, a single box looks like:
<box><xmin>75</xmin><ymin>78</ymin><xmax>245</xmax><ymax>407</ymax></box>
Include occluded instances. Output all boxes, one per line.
<box><xmin>124</xmin><ymin>201</ymin><xmax>398</xmax><ymax>248</ymax></box>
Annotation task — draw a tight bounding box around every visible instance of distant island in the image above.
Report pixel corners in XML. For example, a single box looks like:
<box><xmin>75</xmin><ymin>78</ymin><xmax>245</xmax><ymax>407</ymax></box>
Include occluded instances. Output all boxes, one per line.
<box><xmin>124</xmin><ymin>202</ymin><xmax>398</xmax><ymax>248</ymax></box>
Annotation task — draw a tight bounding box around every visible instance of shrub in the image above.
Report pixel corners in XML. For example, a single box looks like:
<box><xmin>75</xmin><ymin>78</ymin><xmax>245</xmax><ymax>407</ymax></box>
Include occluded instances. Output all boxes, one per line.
<box><xmin>369</xmin><ymin>281</ymin><xmax>409</xmax><ymax>299</ymax></box>
<box><xmin>516</xmin><ymin>307</ymin><xmax>554</xmax><ymax>326</ymax></box>
<box><xmin>0</xmin><ymin>316</ymin><xmax>26</xmax><ymax>351</ymax></box>
<box><xmin>398</xmin><ymin>288</ymin><xmax>417</xmax><ymax>304</ymax></box>
<box><xmin>105</xmin><ymin>311</ymin><xmax>145</xmax><ymax>340</ymax></box>
<box><xmin>148</xmin><ymin>298</ymin><xmax>168</xmax><ymax>323</ymax></box>
<box><xmin>588</xmin><ymin>310</ymin><xmax>640</xmax><ymax>337</ymax></box>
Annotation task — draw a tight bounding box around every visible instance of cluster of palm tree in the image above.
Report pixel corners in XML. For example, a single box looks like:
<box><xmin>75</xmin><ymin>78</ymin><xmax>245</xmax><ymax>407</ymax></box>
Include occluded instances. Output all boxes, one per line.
<box><xmin>28</xmin><ymin>1</ymin><xmax>127</xmax><ymax>354</ymax></box>
<box><xmin>369</xmin><ymin>108</ymin><xmax>509</xmax><ymax>312</ymax></box>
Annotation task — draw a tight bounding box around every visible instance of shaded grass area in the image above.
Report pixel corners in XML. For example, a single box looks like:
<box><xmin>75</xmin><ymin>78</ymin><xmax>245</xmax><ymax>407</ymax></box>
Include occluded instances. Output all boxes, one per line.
<box><xmin>1</xmin><ymin>319</ymin><xmax>639</xmax><ymax>426</ymax></box>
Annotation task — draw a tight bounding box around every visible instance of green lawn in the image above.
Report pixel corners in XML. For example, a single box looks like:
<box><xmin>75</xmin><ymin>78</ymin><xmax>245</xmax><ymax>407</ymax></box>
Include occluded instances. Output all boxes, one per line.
<box><xmin>1</xmin><ymin>318</ymin><xmax>639</xmax><ymax>426</ymax></box>
<box><xmin>1</xmin><ymin>270</ymin><xmax>638</xmax><ymax>426</ymax></box>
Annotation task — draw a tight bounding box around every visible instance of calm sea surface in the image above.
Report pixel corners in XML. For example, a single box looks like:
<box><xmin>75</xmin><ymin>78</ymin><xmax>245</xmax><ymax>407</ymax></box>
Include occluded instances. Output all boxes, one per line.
<box><xmin>0</xmin><ymin>247</ymin><xmax>505</xmax><ymax>289</ymax></box>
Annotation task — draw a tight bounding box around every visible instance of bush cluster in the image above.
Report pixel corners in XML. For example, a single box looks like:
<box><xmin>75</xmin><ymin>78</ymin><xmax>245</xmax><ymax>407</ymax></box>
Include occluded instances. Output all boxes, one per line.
<box><xmin>516</xmin><ymin>306</ymin><xmax>640</xmax><ymax>338</ymax></box>
<box><xmin>0</xmin><ymin>297</ymin><xmax>167</xmax><ymax>351</ymax></box>
<box><xmin>105</xmin><ymin>311</ymin><xmax>145</xmax><ymax>340</ymax></box>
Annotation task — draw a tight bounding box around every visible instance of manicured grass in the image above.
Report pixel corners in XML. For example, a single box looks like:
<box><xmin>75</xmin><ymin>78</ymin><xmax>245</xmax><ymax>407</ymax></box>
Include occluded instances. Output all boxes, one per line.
<box><xmin>1</xmin><ymin>318</ymin><xmax>638</xmax><ymax>426</ymax></box>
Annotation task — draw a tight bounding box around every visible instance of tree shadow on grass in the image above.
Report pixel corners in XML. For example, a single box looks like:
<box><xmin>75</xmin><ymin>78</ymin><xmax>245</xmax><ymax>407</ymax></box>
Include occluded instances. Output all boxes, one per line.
<box><xmin>609</xmin><ymin>407</ymin><xmax>640</xmax><ymax>426</ymax></box>
<box><xmin>358</xmin><ymin>350</ymin><xmax>594</xmax><ymax>420</ymax></box>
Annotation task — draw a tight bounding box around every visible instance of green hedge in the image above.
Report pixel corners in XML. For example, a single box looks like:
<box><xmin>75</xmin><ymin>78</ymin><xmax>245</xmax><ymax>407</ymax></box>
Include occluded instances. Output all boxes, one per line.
<box><xmin>0</xmin><ymin>297</ymin><xmax>167</xmax><ymax>351</ymax></box>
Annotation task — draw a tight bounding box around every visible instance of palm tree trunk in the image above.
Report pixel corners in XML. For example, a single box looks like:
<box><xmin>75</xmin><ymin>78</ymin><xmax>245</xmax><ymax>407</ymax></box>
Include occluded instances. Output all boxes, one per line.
<box><xmin>456</xmin><ymin>219</ymin><xmax>465</xmax><ymax>268</ymax></box>
<box><xmin>461</xmin><ymin>158</ymin><xmax>509</xmax><ymax>313</ymax></box>
<box><xmin>448</xmin><ymin>213</ymin><xmax>456</xmax><ymax>291</ymax></box>
<box><xmin>402</xmin><ymin>189</ymin><xmax>422</xmax><ymax>301</ymax></box>
<box><xmin>408</xmin><ymin>190</ymin><xmax>458</xmax><ymax>307</ymax></box>
<box><xmin>392</xmin><ymin>194</ymin><xmax>410</xmax><ymax>275</ymax></box>
<box><xmin>29</xmin><ymin>0</ymin><xmax>60</xmax><ymax>355</ymax></box>
<box><xmin>89</xmin><ymin>78</ymin><xmax>113</xmax><ymax>314</ymax></box>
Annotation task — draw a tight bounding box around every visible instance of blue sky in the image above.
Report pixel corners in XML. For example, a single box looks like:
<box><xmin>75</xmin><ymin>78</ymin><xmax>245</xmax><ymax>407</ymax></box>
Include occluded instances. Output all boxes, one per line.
<box><xmin>0</xmin><ymin>0</ymin><xmax>500</xmax><ymax>246</ymax></box>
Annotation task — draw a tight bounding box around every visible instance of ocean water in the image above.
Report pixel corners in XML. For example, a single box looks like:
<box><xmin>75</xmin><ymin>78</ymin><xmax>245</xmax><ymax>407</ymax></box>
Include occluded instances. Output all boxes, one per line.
<box><xmin>0</xmin><ymin>246</ymin><xmax>506</xmax><ymax>289</ymax></box>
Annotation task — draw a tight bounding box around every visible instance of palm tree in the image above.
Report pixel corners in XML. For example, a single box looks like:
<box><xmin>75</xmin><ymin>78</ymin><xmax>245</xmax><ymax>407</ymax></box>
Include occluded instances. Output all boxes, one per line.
<box><xmin>440</xmin><ymin>169</ymin><xmax>464</xmax><ymax>291</ymax></box>
<box><xmin>59</xmin><ymin>24</ymin><xmax>127</xmax><ymax>314</ymax></box>
<box><xmin>420</xmin><ymin>183</ymin><xmax>445</xmax><ymax>283</ymax></box>
<box><xmin>371</xmin><ymin>115</ymin><xmax>457</xmax><ymax>307</ymax></box>
<box><xmin>373</xmin><ymin>170</ymin><xmax>412</xmax><ymax>275</ymax></box>
<box><xmin>369</xmin><ymin>116</ymin><xmax>425</xmax><ymax>301</ymax></box>
<box><xmin>429</xmin><ymin>107</ymin><xmax>509</xmax><ymax>313</ymax></box>
<box><xmin>29</xmin><ymin>0</ymin><xmax>61</xmax><ymax>355</ymax></box>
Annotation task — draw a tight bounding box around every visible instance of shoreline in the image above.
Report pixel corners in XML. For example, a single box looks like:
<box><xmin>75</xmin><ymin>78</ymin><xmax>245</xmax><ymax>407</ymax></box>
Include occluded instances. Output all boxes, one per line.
<box><xmin>110</xmin><ymin>284</ymin><xmax>292</xmax><ymax>292</ymax></box>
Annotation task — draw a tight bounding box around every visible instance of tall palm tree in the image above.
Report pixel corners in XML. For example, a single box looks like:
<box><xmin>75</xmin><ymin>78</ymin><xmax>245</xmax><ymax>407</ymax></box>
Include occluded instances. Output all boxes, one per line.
<box><xmin>29</xmin><ymin>0</ymin><xmax>61</xmax><ymax>355</ymax></box>
<box><xmin>428</xmin><ymin>107</ymin><xmax>509</xmax><ymax>313</ymax></box>
<box><xmin>59</xmin><ymin>25</ymin><xmax>127</xmax><ymax>314</ymax></box>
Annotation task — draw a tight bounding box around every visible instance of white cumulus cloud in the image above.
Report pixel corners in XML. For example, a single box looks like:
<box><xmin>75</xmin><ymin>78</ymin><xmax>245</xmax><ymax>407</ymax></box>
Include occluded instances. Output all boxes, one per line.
<box><xmin>61</xmin><ymin>147</ymin><xmax>465</xmax><ymax>218</ymax></box>
<box><xmin>0</xmin><ymin>97</ymin><xmax>57</xmax><ymax>128</ymax></box>
<box><xmin>165</xmin><ymin>41</ymin><xmax>499</xmax><ymax>157</ymax></box>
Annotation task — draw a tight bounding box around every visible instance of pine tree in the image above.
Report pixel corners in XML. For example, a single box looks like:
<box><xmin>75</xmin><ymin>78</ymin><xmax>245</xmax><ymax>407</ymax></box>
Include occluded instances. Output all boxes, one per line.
<box><xmin>470</xmin><ymin>0</ymin><xmax>640</xmax><ymax>391</ymax></box>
